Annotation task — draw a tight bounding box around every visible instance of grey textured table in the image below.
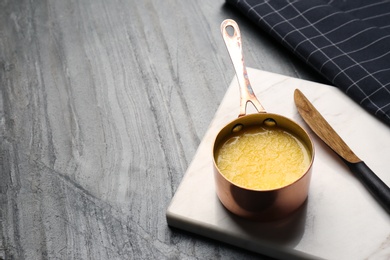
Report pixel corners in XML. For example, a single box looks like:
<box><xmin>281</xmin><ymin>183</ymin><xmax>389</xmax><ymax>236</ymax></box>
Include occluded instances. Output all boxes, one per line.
<box><xmin>0</xmin><ymin>1</ymin><xmax>326</xmax><ymax>259</ymax></box>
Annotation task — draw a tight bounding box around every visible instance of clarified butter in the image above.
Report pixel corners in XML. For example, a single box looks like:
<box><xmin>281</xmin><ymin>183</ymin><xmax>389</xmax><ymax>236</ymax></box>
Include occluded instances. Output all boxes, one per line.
<box><xmin>215</xmin><ymin>125</ymin><xmax>311</xmax><ymax>190</ymax></box>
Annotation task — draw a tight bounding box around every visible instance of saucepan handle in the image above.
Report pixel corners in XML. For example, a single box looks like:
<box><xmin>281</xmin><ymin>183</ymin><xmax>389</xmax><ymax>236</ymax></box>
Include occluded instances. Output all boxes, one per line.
<box><xmin>221</xmin><ymin>19</ymin><xmax>266</xmax><ymax>117</ymax></box>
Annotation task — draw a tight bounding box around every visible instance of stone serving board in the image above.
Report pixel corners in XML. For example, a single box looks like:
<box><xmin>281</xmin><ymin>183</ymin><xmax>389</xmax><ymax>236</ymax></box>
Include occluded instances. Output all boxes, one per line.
<box><xmin>166</xmin><ymin>68</ymin><xmax>390</xmax><ymax>260</ymax></box>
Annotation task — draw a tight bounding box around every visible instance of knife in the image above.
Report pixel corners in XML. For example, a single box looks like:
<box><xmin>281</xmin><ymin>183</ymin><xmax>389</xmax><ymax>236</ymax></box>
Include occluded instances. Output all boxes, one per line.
<box><xmin>294</xmin><ymin>89</ymin><xmax>390</xmax><ymax>214</ymax></box>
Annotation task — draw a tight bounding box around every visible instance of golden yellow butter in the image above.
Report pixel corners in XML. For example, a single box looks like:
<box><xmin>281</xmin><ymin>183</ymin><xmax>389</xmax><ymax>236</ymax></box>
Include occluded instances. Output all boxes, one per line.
<box><xmin>215</xmin><ymin>125</ymin><xmax>311</xmax><ymax>190</ymax></box>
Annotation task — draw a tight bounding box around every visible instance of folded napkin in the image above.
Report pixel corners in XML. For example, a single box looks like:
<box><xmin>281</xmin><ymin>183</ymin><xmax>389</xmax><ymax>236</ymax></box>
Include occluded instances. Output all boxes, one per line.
<box><xmin>227</xmin><ymin>0</ymin><xmax>390</xmax><ymax>126</ymax></box>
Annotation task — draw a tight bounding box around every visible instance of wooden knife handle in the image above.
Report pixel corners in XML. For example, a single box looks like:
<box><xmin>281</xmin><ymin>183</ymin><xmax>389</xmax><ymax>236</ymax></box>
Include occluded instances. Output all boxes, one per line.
<box><xmin>346</xmin><ymin>161</ymin><xmax>390</xmax><ymax>214</ymax></box>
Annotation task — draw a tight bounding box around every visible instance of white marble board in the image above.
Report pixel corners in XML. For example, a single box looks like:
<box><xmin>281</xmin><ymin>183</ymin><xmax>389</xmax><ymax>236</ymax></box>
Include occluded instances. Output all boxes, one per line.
<box><xmin>166</xmin><ymin>69</ymin><xmax>390</xmax><ymax>260</ymax></box>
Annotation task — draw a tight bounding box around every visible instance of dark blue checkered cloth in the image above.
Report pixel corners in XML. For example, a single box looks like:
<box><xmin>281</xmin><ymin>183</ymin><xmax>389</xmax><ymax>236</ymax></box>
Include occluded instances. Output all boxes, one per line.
<box><xmin>227</xmin><ymin>0</ymin><xmax>390</xmax><ymax>126</ymax></box>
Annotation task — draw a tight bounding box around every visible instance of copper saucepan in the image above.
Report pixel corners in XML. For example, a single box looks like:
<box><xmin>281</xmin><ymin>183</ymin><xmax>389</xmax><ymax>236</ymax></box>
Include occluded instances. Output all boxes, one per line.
<box><xmin>212</xmin><ymin>19</ymin><xmax>315</xmax><ymax>221</ymax></box>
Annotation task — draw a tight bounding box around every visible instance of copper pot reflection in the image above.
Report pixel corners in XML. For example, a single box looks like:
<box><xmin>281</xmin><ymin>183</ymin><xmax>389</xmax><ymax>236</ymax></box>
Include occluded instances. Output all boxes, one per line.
<box><xmin>212</xmin><ymin>19</ymin><xmax>315</xmax><ymax>221</ymax></box>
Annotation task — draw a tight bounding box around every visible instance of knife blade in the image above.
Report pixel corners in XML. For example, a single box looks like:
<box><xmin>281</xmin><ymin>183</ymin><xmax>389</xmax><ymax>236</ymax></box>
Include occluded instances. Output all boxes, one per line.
<box><xmin>294</xmin><ymin>89</ymin><xmax>390</xmax><ymax>214</ymax></box>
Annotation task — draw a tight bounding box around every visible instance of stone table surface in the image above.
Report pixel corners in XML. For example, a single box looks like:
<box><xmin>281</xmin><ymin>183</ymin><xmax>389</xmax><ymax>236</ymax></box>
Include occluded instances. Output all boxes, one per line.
<box><xmin>0</xmin><ymin>1</ymin><xmax>328</xmax><ymax>259</ymax></box>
